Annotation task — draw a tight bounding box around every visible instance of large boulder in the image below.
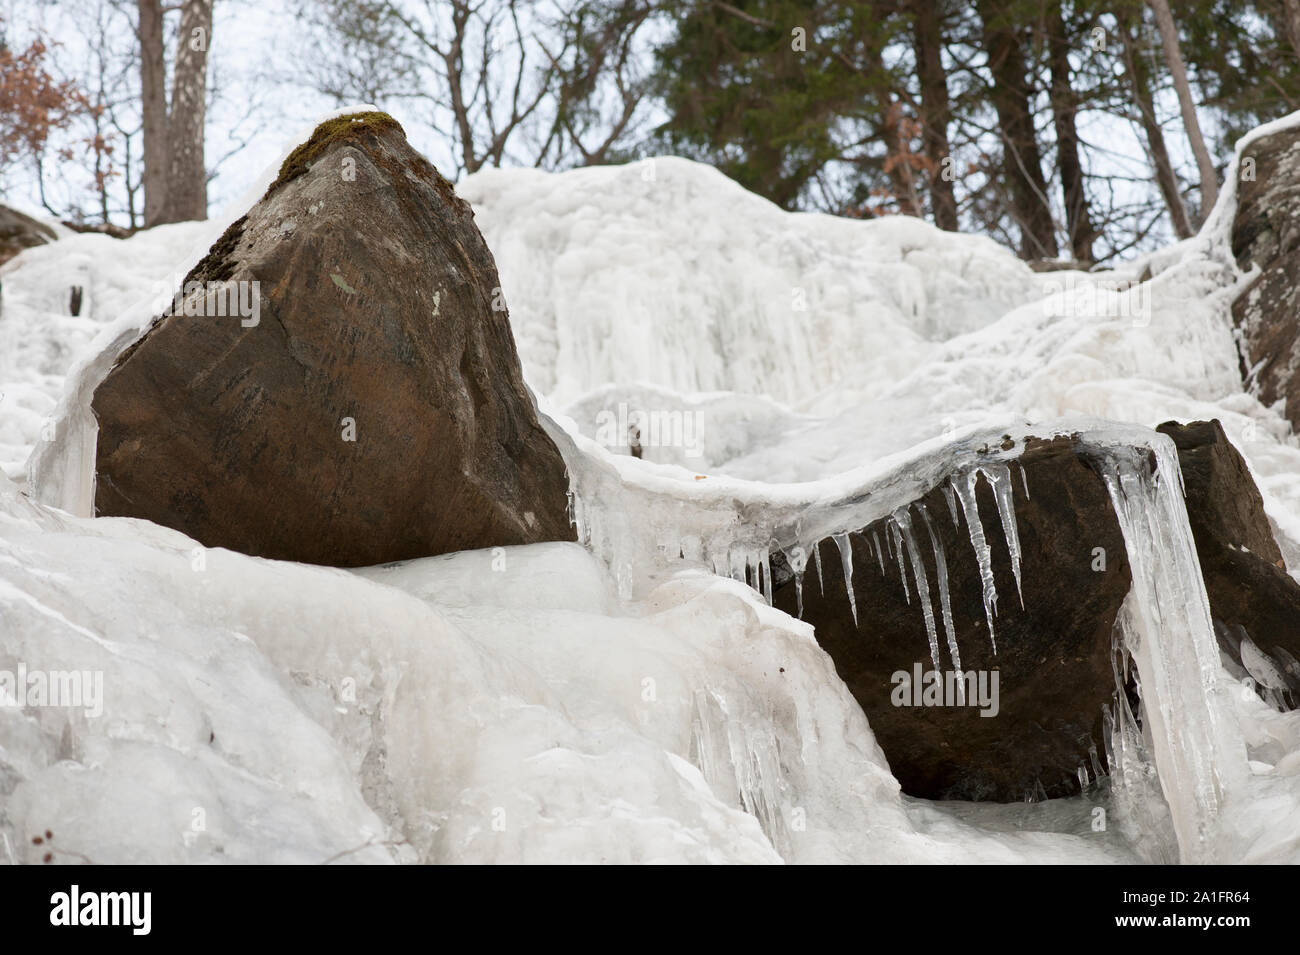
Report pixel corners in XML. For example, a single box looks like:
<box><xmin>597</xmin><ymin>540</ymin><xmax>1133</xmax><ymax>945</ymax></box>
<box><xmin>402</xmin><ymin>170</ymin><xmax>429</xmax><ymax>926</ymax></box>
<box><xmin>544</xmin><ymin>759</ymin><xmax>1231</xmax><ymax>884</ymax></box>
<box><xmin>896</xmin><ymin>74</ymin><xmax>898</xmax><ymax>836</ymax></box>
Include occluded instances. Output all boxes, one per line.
<box><xmin>1231</xmin><ymin>124</ymin><xmax>1300</xmax><ymax>431</ymax></box>
<box><xmin>771</xmin><ymin>435</ymin><xmax>1133</xmax><ymax>801</ymax></box>
<box><xmin>92</xmin><ymin>112</ymin><xmax>575</xmax><ymax>566</ymax></box>
<box><xmin>1157</xmin><ymin>419</ymin><xmax>1300</xmax><ymax>702</ymax></box>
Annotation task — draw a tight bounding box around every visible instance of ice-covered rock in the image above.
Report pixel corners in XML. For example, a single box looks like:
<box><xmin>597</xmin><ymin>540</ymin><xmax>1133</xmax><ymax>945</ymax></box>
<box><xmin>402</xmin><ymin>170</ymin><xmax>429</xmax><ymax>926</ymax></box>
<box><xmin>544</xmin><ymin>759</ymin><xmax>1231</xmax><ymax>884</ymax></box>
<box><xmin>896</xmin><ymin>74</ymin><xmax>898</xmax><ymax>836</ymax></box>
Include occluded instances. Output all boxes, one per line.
<box><xmin>769</xmin><ymin>433</ymin><xmax>1133</xmax><ymax>803</ymax></box>
<box><xmin>1157</xmin><ymin>419</ymin><xmax>1300</xmax><ymax>707</ymax></box>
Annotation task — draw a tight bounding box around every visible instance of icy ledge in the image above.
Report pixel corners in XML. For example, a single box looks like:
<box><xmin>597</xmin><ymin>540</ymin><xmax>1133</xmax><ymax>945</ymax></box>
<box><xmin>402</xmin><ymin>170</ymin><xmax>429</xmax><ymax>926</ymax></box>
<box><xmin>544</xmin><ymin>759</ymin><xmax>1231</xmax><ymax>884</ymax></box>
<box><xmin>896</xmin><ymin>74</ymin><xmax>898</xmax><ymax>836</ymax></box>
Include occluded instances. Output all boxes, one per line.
<box><xmin>546</xmin><ymin>411</ymin><xmax>1251</xmax><ymax>862</ymax></box>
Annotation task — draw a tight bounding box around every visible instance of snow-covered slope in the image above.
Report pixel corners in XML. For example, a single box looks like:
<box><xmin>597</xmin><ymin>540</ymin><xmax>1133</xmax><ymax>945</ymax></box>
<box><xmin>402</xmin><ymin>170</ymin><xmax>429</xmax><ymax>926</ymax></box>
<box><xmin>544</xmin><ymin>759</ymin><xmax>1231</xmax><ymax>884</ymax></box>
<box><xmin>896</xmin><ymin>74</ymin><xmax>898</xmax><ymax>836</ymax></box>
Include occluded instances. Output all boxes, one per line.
<box><xmin>3</xmin><ymin>113</ymin><xmax>1300</xmax><ymax>863</ymax></box>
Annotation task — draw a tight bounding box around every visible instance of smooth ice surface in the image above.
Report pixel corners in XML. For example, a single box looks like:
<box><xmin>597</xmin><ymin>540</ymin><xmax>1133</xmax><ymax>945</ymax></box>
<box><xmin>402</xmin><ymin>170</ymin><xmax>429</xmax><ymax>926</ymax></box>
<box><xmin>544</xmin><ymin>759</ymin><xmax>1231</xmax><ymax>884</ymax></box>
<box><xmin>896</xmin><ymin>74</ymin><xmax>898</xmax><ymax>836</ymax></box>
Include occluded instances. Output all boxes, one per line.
<box><xmin>4</xmin><ymin>107</ymin><xmax>1300</xmax><ymax>863</ymax></box>
<box><xmin>1095</xmin><ymin>439</ymin><xmax>1249</xmax><ymax>863</ymax></box>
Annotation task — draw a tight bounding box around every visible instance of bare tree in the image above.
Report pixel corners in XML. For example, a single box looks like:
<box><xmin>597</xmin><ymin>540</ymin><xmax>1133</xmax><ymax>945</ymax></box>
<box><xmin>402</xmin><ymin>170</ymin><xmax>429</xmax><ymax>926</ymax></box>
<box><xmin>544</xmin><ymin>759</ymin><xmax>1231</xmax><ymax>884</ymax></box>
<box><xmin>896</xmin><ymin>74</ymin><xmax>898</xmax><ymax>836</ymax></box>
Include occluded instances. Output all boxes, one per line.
<box><xmin>911</xmin><ymin>0</ymin><xmax>957</xmax><ymax>231</ymax></box>
<box><xmin>1146</xmin><ymin>0</ymin><xmax>1217</xmax><ymax>216</ymax></box>
<box><xmin>138</xmin><ymin>0</ymin><xmax>213</xmax><ymax>226</ymax></box>
<box><xmin>975</xmin><ymin>0</ymin><xmax>1058</xmax><ymax>259</ymax></box>
<box><xmin>298</xmin><ymin>0</ymin><xmax>653</xmax><ymax>176</ymax></box>
<box><xmin>81</xmin><ymin>0</ymin><xmax>143</xmax><ymax>228</ymax></box>
<box><xmin>1283</xmin><ymin>0</ymin><xmax>1300</xmax><ymax>63</ymax></box>
<box><xmin>534</xmin><ymin>0</ymin><xmax>655</xmax><ymax>167</ymax></box>
<box><xmin>298</xmin><ymin>0</ymin><xmax>558</xmax><ymax>175</ymax></box>
<box><xmin>138</xmin><ymin>0</ymin><xmax>166</xmax><ymax>223</ymax></box>
<box><xmin>1116</xmin><ymin>3</ymin><xmax>1192</xmax><ymax>239</ymax></box>
<box><xmin>1046</xmin><ymin>0</ymin><xmax>1096</xmax><ymax>263</ymax></box>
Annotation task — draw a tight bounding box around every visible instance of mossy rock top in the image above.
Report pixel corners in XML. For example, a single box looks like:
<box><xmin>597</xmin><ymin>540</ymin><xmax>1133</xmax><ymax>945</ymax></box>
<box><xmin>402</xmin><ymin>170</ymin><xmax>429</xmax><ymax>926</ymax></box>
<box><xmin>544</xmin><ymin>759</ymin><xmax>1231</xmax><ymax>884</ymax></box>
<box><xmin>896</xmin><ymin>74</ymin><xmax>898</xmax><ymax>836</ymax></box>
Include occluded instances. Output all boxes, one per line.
<box><xmin>263</xmin><ymin>111</ymin><xmax>406</xmax><ymax>200</ymax></box>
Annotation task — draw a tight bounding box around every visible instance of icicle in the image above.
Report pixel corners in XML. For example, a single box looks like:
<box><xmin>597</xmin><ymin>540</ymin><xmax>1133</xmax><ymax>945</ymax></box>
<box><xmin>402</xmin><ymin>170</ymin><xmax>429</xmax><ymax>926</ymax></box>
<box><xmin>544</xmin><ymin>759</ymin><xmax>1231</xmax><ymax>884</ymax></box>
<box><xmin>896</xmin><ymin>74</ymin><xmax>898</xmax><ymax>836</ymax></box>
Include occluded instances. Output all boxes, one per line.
<box><xmin>872</xmin><ymin>529</ymin><xmax>886</xmax><ymax>575</ymax></box>
<box><xmin>953</xmin><ymin>471</ymin><xmax>999</xmax><ymax>653</ymax></box>
<box><xmin>886</xmin><ymin>520</ymin><xmax>911</xmax><ymax>604</ymax></box>
<box><xmin>942</xmin><ymin>481</ymin><xmax>961</xmax><ymax>527</ymax></box>
<box><xmin>832</xmin><ymin>532</ymin><xmax>857</xmax><ymax>628</ymax></box>
<box><xmin>985</xmin><ymin>463</ymin><xmax>1025</xmax><ymax>609</ymax></box>
<box><xmin>1096</xmin><ymin>441</ymin><xmax>1249</xmax><ymax>863</ymax></box>
<box><xmin>1077</xmin><ymin>764</ymin><xmax>1089</xmax><ymax>792</ymax></box>
<box><xmin>1017</xmin><ymin>460</ymin><xmax>1031</xmax><ymax>500</ymax></box>
<box><xmin>1104</xmin><ymin>617</ymin><xmax>1178</xmax><ymax>865</ymax></box>
<box><xmin>758</xmin><ymin>549</ymin><xmax>772</xmax><ymax>605</ymax></box>
<box><xmin>812</xmin><ymin>542</ymin><xmax>824</xmax><ymax>595</ymax></box>
<box><xmin>728</xmin><ymin>548</ymin><xmax>747</xmax><ymax>586</ymax></box>
<box><xmin>794</xmin><ymin>571</ymin><xmax>804</xmax><ymax>619</ymax></box>
<box><xmin>894</xmin><ymin>506</ymin><xmax>942</xmax><ymax>677</ymax></box>
<box><xmin>919</xmin><ymin>503</ymin><xmax>962</xmax><ymax>685</ymax></box>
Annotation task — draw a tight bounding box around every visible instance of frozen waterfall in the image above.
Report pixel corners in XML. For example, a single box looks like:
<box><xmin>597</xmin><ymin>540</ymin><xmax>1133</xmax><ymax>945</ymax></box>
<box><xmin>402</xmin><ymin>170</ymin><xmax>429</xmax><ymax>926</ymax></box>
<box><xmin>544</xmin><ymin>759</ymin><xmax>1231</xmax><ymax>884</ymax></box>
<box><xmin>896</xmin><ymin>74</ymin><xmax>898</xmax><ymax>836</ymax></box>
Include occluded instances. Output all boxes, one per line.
<box><xmin>558</xmin><ymin>415</ymin><xmax>1251</xmax><ymax>862</ymax></box>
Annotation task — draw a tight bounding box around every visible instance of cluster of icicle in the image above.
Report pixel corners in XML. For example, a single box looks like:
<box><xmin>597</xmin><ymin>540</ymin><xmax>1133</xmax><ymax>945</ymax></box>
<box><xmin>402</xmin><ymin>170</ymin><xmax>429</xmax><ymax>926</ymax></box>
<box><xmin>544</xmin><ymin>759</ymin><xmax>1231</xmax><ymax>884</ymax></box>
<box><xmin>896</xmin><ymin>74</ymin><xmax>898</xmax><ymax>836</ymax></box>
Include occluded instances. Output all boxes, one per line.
<box><xmin>1092</xmin><ymin>440</ymin><xmax>1249</xmax><ymax>863</ymax></box>
<box><xmin>552</xmin><ymin>415</ymin><xmax>1250</xmax><ymax>862</ymax></box>
<box><xmin>776</xmin><ymin>463</ymin><xmax>1027</xmax><ymax>704</ymax></box>
<box><xmin>1103</xmin><ymin>595</ymin><xmax>1178</xmax><ymax>863</ymax></box>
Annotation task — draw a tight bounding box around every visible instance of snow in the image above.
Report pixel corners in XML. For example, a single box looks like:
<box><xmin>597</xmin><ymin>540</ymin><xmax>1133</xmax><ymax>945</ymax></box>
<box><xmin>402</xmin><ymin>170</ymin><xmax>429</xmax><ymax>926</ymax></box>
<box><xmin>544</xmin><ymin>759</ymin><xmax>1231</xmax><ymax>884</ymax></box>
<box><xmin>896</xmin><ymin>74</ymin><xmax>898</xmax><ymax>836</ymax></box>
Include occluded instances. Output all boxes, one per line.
<box><xmin>3</xmin><ymin>106</ymin><xmax>1300</xmax><ymax>863</ymax></box>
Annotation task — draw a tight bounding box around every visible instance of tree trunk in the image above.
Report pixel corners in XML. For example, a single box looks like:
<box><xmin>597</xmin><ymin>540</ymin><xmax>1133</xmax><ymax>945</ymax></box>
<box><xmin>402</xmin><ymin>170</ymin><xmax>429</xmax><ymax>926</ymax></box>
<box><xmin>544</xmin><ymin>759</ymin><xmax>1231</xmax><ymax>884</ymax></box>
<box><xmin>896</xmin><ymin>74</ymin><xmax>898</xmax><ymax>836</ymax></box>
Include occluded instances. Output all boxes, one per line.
<box><xmin>138</xmin><ymin>0</ymin><xmax>169</xmax><ymax>227</ymax></box>
<box><xmin>1283</xmin><ymin>0</ymin><xmax>1300</xmax><ymax>62</ymax></box>
<box><xmin>1147</xmin><ymin>0</ymin><xmax>1218</xmax><ymax>216</ymax></box>
<box><xmin>1119</xmin><ymin>6</ymin><xmax>1193</xmax><ymax>239</ymax></box>
<box><xmin>1047</xmin><ymin>0</ymin><xmax>1096</xmax><ymax>262</ymax></box>
<box><xmin>912</xmin><ymin>0</ymin><xmax>957</xmax><ymax>231</ymax></box>
<box><xmin>138</xmin><ymin>0</ymin><xmax>212</xmax><ymax>226</ymax></box>
<box><xmin>976</xmin><ymin>0</ymin><xmax>1058</xmax><ymax>259</ymax></box>
<box><xmin>162</xmin><ymin>0</ymin><xmax>213</xmax><ymax>223</ymax></box>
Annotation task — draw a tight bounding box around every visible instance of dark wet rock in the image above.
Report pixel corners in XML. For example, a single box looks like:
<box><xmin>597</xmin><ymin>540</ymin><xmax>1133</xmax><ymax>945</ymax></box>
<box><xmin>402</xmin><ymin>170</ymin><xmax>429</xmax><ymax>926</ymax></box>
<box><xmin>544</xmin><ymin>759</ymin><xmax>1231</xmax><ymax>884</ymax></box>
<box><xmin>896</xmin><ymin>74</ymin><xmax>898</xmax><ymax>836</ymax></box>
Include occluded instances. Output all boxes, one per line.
<box><xmin>772</xmin><ymin>435</ymin><xmax>1133</xmax><ymax>802</ymax></box>
<box><xmin>1231</xmin><ymin>125</ymin><xmax>1300</xmax><ymax>431</ymax></box>
<box><xmin>1157</xmin><ymin>419</ymin><xmax>1300</xmax><ymax>703</ymax></box>
<box><xmin>0</xmin><ymin>205</ymin><xmax>57</xmax><ymax>266</ymax></box>
<box><xmin>92</xmin><ymin>111</ymin><xmax>574</xmax><ymax>566</ymax></box>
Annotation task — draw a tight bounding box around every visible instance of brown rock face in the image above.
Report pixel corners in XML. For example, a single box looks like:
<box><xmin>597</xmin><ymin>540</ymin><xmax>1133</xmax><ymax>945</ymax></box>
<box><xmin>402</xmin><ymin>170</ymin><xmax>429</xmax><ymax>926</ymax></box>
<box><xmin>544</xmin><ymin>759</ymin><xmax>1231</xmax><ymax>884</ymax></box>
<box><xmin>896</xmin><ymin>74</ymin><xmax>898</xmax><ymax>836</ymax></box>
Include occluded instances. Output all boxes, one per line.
<box><xmin>0</xmin><ymin>205</ymin><xmax>57</xmax><ymax>266</ymax></box>
<box><xmin>1231</xmin><ymin>126</ymin><xmax>1300</xmax><ymax>430</ymax></box>
<box><xmin>771</xmin><ymin>435</ymin><xmax>1133</xmax><ymax>802</ymax></box>
<box><xmin>92</xmin><ymin>112</ymin><xmax>575</xmax><ymax>566</ymax></box>
<box><xmin>1157</xmin><ymin>419</ymin><xmax>1300</xmax><ymax>702</ymax></box>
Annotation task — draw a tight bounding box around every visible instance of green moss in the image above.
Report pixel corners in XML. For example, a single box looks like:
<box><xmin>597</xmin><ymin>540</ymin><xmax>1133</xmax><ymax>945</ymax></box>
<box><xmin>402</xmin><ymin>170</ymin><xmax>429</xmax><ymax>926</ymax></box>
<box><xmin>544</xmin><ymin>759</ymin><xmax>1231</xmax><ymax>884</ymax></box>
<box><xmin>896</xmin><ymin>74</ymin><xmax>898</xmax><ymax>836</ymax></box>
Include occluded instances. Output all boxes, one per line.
<box><xmin>183</xmin><ymin>214</ymin><xmax>247</xmax><ymax>288</ymax></box>
<box><xmin>262</xmin><ymin>111</ymin><xmax>406</xmax><ymax>200</ymax></box>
